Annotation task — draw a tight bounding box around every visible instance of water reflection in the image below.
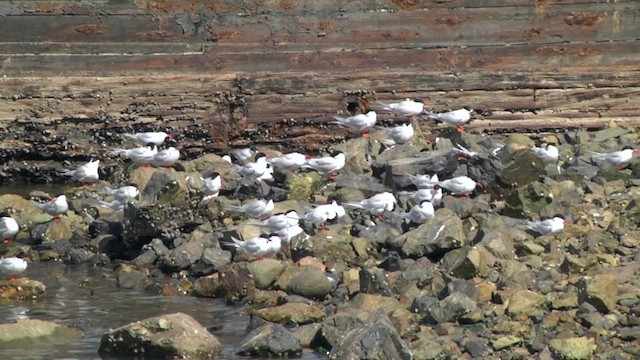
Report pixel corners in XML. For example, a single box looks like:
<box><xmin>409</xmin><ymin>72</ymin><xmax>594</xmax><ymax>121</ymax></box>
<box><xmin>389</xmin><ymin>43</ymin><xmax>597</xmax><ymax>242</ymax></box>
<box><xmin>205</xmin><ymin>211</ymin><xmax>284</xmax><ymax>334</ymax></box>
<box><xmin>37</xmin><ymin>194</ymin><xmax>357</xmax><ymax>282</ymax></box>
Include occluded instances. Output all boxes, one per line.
<box><xmin>0</xmin><ymin>262</ymin><xmax>324</xmax><ymax>359</ymax></box>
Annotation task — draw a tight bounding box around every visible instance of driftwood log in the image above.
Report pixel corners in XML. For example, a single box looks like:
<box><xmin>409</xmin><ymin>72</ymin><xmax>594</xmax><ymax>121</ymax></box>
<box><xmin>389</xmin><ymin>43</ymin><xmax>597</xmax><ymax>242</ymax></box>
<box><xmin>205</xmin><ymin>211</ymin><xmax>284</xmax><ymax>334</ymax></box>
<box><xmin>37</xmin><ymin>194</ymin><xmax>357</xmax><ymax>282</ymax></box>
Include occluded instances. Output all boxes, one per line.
<box><xmin>0</xmin><ymin>0</ymin><xmax>638</xmax><ymax>182</ymax></box>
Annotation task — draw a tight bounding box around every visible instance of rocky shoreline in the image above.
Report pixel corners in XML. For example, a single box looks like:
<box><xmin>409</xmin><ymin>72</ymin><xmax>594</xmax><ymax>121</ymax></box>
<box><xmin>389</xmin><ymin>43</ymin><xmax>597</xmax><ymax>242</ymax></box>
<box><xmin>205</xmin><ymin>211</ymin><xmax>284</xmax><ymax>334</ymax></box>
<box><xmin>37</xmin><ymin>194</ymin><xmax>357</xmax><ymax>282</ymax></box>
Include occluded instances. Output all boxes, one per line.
<box><xmin>1</xmin><ymin>124</ymin><xmax>639</xmax><ymax>359</ymax></box>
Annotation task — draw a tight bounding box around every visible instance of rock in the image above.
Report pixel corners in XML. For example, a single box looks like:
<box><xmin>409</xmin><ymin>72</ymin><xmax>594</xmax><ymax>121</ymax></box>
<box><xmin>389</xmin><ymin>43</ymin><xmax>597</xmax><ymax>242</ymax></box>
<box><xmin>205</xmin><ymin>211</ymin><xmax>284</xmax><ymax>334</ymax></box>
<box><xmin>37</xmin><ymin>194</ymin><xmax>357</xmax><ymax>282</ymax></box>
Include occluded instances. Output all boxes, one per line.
<box><xmin>61</xmin><ymin>247</ymin><xmax>94</xmax><ymax>265</ymax></box>
<box><xmin>398</xmin><ymin>211</ymin><xmax>465</xmax><ymax>257</ymax></box>
<box><xmin>464</xmin><ymin>338</ymin><xmax>492</xmax><ymax>358</ymax></box>
<box><xmin>0</xmin><ymin>278</ymin><xmax>46</xmax><ymax>300</ymax></box>
<box><xmin>506</xmin><ymin>290</ymin><xmax>547</xmax><ymax>316</ymax></box>
<box><xmin>359</xmin><ymin>267</ymin><xmax>393</xmax><ymax>296</ymax></box>
<box><xmin>247</xmin><ymin>259</ymin><xmax>285</xmax><ymax>289</ymax></box>
<box><xmin>328</xmin><ymin>309</ymin><xmax>413</xmax><ymax>360</ymax></box>
<box><xmin>491</xmin><ymin>335</ymin><xmax>522</xmax><ymax>351</ymax></box>
<box><xmin>447</xmin><ymin>246</ymin><xmax>489</xmax><ymax>279</ymax></box>
<box><xmin>578</xmin><ymin>274</ymin><xmax>618</xmax><ymax>313</ymax></box>
<box><xmin>440</xmin><ymin>279</ymin><xmax>477</xmax><ymax>300</ymax></box>
<box><xmin>382</xmin><ymin>150</ymin><xmax>460</xmax><ymax>189</ymax></box>
<box><xmin>290</xmin><ymin>323</ymin><xmax>321</xmax><ymax>348</ymax></box>
<box><xmin>604</xmin><ymin>179</ymin><xmax>626</xmax><ymax>195</ymax></box>
<box><xmin>313</xmin><ymin>311</ymin><xmax>365</xmax><ymax>351</ymax></box>
<box><xmin>192</xmin><ymin>273</ymin><xmax>223</xmax><ymax>298</ymax></box>
<box><xmin>286</xmin><ymin>268</ymin><xmax>333</xmax><ymax>300</ymax></box>
<box><xmin>0</xmin><ymin>319</ymin><xmax>82</xmax><ymax>344</ymax></box>
<box><xmin>592</xmin><ymin>127</ymin><xmax>629</xmax><ymax>142</ymax></box>
<box><xmin>99</xmin><ymin>312</ymin><xmax>221</xmax><ymax>358</ymax></box>
<box><xmin>29</xmin><ymin>219</ymin><xmax>75</xmax><ymax>244</ymax></box>
<box><xmin>237</xmin><ymin>323</ymin><xmax>302</xmax><ymax>357</ymax></box>
<box><xmin>159</xmin><ymin>240</ymin><xmax>205</xmax><ymax>272</ymax></box>
<box><xmin>291</xmin><ymin>229</ymin><xmax>357</xmax><ymax>273</ymax></box>
<box><xmin>503</xmin><ymin>181</ymin><xmax>554</xmax><ymax>218</ymax></box>
<box><xmin>426</xmin><ymin>292</ymin><xmax>477</xmax><ymax>324</ymax></box>
<box><xmin>347</xmin><ymin>293</ymin><xmax>401</xmax><ymax>314</ymax></box>
<box><xmin>250</xmin><ymin>303</ymin><xmax>325</xmax><ymax>325</ymax></box>
<box><xmin>192</xmin><ymin>247</ymin><xmax>232</xmax><ymax>276</ymax></box>
<box><xmin>285</xmin><ymin>172</ymin><xmax>322</xmax><ymax>201</ymax></box>
<box><xmin>183</xmin><ymin>153</ymin><xmax>230</xmax><ymax>173</ymax></box>
<box><xmin>218</xmin><ymin>262</ymin><xmax>256</xmax><ymax>302</ymax></box>
<box><xmin>549</xmin><ymin>337</ymin><xmax>596</xmax><ymax>360</ymax></box>
<box><xmin>115</xmin><ymin>264</ymin><xmax>152</xmax><ymax>291</ymax></box>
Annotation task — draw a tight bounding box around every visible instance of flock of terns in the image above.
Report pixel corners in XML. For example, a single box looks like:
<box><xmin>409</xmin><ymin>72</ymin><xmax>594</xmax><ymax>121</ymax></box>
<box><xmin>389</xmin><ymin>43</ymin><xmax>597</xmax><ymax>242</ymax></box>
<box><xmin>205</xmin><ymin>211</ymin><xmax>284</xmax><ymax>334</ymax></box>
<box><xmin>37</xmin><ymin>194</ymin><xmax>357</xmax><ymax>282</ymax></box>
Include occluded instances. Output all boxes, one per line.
<box><xmin>1</xmin><ymin>98</ymin><xmax>639</xmax><ymax>275</ymax></box>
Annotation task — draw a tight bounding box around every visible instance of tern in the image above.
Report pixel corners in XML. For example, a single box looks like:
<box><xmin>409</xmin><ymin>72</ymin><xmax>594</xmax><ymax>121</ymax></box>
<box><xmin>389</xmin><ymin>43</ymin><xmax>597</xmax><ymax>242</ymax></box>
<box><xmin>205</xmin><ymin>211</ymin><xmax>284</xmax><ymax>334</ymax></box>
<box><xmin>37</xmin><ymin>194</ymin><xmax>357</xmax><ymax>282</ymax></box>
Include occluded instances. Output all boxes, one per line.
<box><xmin>151</xmin><ymin>147</ymin><xmax>180</xmax><ymax>167</ymax></box>
<box><xmin>0</xmin><ymin>213</ymin><xmax>19</xmax><ymax>244</ymax></box>
<box><xmin>332</xmin><ymin>111</ymin><xmax>377</xmax><ymax>135</ymax></box>
<box><xmin>32</xmin><ymin>195</ymin><xmax>69</xmax><ymax>221</ymax></box>
<box><xmin>267</xmin><ymin>152</ymin><xmax>309</xmax><ymax>171</ymax></box>
<box><xmin>379</xmin><ymin>122</ymin><xmax>414</xmax><ymax>148</ymax></box>
<box><xmin>401</xmin><ymin>201</ymin><xmax>435</xmax><ymax>224</ymax></box>
<box><xmin>438</xmin><ymin>176</ymin><xmax>483</xmax><ymax>197</ymax></box>
<box><xmin>517</xmin><ymin>215</ymin><xmax>567</xmax><ymax>235</ymax></box>
<box><xmin>223</xmin><ymin>234</ymin><xmax>282</xmax><ymax>259</ymax></box>
<box><xmin>0</xmin><ymin>257</ymin><xmax>28</xmax><ymax>279</ymax></box>
<box><xmin>343</xmin><ymin>192</ymin><xmax>397</xmax><ymax>218</ymax></box>
<box><xmin>590</xmin><ymin>146</ymin><xmax>639</xmax><ymax>171</ymax></box>
<box><xmin>531</xmin><ymin>144</ymin><xmax>559</xmax><ymax>164</ymax></box>
<box><xmin>123</xmin><ymin>131</ymin><xmax>171</xmax><ymax>146</ymax></box>
<box><xmin>427</xmin><ymin>107</ymin><xmax>475</xmax><ymax>132</ymax></box>
<box><xmin>60</xmin><ymin>159</ymin><xmax>100</xmax><ymax>185</ymax></box>
<box><xmin>375</xmin><ymin>99</ymin><xmax>426</xmax><ymax>117</ymax></box>
<box><xmin>226</xmin><ymin>198</ymin><xmax>275</xmax><ymax>219</ymax></box>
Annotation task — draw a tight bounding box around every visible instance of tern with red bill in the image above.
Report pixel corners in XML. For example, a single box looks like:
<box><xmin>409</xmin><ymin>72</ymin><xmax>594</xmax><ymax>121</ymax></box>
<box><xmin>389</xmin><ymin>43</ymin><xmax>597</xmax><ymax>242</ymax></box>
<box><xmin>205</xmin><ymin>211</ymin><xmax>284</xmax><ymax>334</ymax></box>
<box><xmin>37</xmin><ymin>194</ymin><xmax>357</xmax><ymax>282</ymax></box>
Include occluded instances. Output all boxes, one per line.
<box><xmin>232</xmin><ymin>152</ymin><xmax>270</xmax><ymax>182</ymax></box>
<box><xmin>426</xmin><ymin>107</ymin><xmax>475</xmax><ymax>132</ymax></box>
<box><xmin>590</xmin><ymin>146</ymin><xmax>639</xmax><ymax>169</ymax></box>
<box><xmin>151</xmin><ymin>147</ymin><xmax>180</xmax><ymax>167</ymax></box>
<box><xmin>32</xmin><ymin>195</ymin><xmax>68</xmax><ymax>221</ymax></box>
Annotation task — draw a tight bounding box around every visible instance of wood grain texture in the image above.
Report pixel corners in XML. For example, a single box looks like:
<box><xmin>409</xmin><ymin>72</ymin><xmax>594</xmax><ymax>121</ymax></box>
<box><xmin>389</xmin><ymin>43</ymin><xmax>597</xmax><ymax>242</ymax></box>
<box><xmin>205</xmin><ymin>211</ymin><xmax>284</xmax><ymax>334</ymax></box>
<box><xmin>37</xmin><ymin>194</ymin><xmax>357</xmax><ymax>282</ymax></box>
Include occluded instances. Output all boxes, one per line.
<box><xmin>0</xmin><ymin>0</ymin><xmax>638</xmax><ymax>181</ymax></box>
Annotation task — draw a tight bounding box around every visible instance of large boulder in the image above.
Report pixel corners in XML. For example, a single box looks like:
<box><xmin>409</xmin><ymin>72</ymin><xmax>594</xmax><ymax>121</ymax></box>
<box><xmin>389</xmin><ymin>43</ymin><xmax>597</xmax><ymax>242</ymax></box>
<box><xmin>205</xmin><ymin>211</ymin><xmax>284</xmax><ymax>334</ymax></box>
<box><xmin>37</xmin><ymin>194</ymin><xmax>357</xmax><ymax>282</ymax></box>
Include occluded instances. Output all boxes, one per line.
<box><xmin>286</xmin><ymin>268</ymin><xmax>334</xmax><ymax>300</ymax></box>
<box><xmin>98</xmin><ymin>312</ymin><xmax>221</xmax><ymax>359</ymax></box>
<box><xmin>328</xmin><ymin>309</ymin><xmax>413</xmax><ymax>360</ymax></box>
<box><xmin>396</xmin><ymin>210</ymin><xmax>465</xmax><ymax>257</ymax></box>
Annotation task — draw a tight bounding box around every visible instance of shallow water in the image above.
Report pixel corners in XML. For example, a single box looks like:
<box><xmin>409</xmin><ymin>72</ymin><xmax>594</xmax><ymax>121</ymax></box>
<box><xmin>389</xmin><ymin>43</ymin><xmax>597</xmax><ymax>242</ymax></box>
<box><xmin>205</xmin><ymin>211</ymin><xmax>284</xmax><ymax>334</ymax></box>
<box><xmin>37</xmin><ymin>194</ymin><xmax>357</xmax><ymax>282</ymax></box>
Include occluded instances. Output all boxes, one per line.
<box><xmin>0</xmin><ymin>262</ymin><xmax>326</xmax><ymax>359</ymax></box>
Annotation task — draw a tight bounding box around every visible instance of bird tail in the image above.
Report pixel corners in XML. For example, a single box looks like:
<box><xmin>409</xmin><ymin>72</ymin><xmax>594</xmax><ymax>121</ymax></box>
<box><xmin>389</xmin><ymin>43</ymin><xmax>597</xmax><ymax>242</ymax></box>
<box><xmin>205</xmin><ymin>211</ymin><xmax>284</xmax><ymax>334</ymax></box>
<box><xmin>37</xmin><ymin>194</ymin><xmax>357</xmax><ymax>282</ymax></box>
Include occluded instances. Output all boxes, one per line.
<box><xmin>342</xmin><ymin>201</ymin><xmax>364</xmax><ymax>209</ymax></box>
<box><xmin>200</xmin><ymin>194</ymin><xmax>217</xmax><ymax>207</ymax></box>
<box><xmin>589</xmin><ymin>151</ymin><xmax>606</xmax><ymax>161</ymax></box>
<box><xmin>379</xmin><ymin>138</ymin><xmax>397</xmax><ymax>148</ymax></box>
<box><xmin>31</xmin><ymin>201</ymin><xmax>46</xmax><ymax>210</ymax></box>
<box><xmin>122</xmin><ymin>133</ymin><xmax>137</xmax><ymax>141</ymax></box>
<box><xmin>221</xmin><ymin>237</ymin><xmax>243</xmax><ymax>248</ymax></box>
<box><xmin>110</xmin><ymin>148</ymin><xmax>127</xmax><ymax>156</ymax></box>
<box><xmin>100</xmin><ymin>187</ymin><xmax>116</xmax><ymax>195</ymax></box>
<box><xmin>225</xmin><ymin>204</ymin><xmax>246</xmax><ymax>213</ymax></box>
<box><xmin>58</xmin><ymin>169</ymin><xmax>75</xmax><ymax>177</ymax></box>
<box><xmin>370</xmin><ymin>102</ymin><xmax>393</xmax><ymax>112</ymax></box>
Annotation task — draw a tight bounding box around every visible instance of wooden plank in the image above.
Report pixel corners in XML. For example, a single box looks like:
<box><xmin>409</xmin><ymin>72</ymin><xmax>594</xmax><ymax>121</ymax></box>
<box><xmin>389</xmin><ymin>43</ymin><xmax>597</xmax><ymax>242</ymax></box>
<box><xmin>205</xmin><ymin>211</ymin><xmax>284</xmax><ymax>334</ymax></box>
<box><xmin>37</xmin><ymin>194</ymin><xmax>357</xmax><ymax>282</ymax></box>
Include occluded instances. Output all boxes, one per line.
<box><xmin>1</xmin><ymin>40</ymin><xmax>639</xmax><ymax>76</ymax></box>
<box><xmin>1</xmin><ymin>2</ymin><xmax>636</xmax><ymax>52</ymax></box>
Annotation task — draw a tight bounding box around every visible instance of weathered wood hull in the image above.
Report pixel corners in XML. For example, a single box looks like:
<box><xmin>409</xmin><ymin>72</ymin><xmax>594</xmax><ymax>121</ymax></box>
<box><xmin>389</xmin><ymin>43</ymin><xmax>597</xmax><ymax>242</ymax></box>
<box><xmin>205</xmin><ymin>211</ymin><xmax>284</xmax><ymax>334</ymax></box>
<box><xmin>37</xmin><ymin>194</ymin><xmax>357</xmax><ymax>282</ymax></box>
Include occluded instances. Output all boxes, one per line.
<box><xmin>0</xmin><ymin>0</ymin><xmax>638</xmax><ymax>181</ymax></box>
